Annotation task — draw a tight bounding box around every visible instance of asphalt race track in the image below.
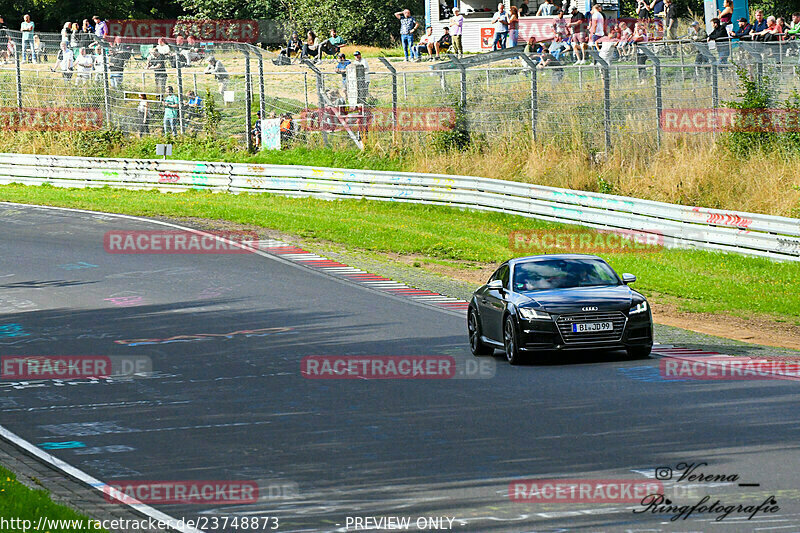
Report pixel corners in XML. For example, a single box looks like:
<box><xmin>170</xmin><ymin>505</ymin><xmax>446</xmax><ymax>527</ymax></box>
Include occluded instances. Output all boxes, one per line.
<box><xmin>2</xmin><ymin>202</ymin><xmax>800</xmax><ymax>533</ymax></box>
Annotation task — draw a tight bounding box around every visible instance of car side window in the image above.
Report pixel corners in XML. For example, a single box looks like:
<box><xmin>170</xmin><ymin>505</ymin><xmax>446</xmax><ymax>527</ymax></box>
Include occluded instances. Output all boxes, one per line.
<box><xmin>489</xmin><ymin>264</ymin><xmax>509</xmax><ymax>289</ymax></box>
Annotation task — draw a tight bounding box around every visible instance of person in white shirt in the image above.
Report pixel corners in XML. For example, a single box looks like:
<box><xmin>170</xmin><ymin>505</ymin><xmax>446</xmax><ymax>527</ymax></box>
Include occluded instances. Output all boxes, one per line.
<box><xmin>415</xmin><ymin>26</ymin><xmax>436</xmax><ymax>60</ymax></box>
<box><xmin>351</xmin><ymin>50</ymin><xmax>370</xmax><ymax>89</ymax></box>
<box><xmin>20</xmin><ymin>14</ymin><xmax>35</xmax><ymax>63</ymax></box>
<box><xmin>74</xmin><ymin>47</ymin><xmax>94</xmax><ymax>85</ymax></box>
<box><xmin>52</xmin><ymin>41</ymin><xmax>73</xmax><ymax>80</ymax></box>
<box><xmin>589</xmin><ymin>3</ymin><xmax>605</xmax><ymax>51</ymax></box>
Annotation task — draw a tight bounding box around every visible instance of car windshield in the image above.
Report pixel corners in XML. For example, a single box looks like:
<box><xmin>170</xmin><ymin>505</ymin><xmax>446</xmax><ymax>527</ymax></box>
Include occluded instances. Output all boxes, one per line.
<box><xmin>513</xmin><ymin>258</ymin><xmax>620</xmax><ymax>291</ymax></box>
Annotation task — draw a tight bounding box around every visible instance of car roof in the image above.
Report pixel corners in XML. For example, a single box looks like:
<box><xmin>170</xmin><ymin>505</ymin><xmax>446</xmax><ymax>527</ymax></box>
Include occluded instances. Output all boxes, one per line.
<box><xmin>509</xmin><ymin>254</ymin><xmax>605</xmax><ymax>266</ymax></box>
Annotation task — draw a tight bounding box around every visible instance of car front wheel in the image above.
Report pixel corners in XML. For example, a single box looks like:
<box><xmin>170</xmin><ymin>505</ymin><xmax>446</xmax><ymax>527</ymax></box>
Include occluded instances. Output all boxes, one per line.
<box><xmin>468</xmin><ymin>308</ymin><xmax>494</xmax><ymax>356</ymax></box>
<box><xmin>504</xmin><ymin>316</ymin><xmax>523</xmax><ymax>365</ymax></box>
<box><xmin>627</xmin><ymin>346</ymin><xmax>652</xmax><ymax>359</ymax></box>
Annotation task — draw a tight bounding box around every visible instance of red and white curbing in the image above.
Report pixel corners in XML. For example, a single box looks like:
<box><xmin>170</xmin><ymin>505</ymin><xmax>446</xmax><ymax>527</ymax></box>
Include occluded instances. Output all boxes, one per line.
<box><xmin>247</xmin><ymin>239</ymin><xmax>470</xmax><ymax>312</ymax></box>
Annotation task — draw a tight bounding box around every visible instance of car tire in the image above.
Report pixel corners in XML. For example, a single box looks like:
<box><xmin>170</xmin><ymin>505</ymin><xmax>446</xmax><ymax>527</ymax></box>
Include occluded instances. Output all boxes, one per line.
<box><xmin>468</xmin><ymin>307</ymin><xmax>494</xmax><ymax>356</ymax></box>
<box><xmin>503</xmin><ymin>315</ymin><xmax>524</xmax><ymax>365</ymax></box>
<box><xmin>627</xmin><ymin>346</ymin><xmax>652</xmax><ymax>359</ymax></box>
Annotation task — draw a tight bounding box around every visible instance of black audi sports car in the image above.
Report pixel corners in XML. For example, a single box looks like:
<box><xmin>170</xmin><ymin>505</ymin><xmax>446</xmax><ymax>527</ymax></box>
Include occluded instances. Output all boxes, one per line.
<box><xmin>468</xmin><ymin>254</ymin><xmax>653</xmax><ymax>364</ymax></box>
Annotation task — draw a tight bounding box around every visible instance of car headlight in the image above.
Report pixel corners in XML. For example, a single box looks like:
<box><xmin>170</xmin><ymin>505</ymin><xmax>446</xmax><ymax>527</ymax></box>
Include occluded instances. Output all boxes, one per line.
<box><xmin>518</xmin><ymin>307</ymin><xmax>551</xmax><ymax>320</ymax></box>
<box><xmin>629</xmin><ymin>301</ymin><xmax>649</xmax><ymax>315</ymax></box>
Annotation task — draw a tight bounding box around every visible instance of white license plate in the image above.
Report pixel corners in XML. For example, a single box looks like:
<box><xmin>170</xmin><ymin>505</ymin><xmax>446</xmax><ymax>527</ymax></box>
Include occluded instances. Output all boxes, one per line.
<box><xmin>572</xmin><ymin>322</ymin><xmax>613</xmax><ymax>333</ymax></box>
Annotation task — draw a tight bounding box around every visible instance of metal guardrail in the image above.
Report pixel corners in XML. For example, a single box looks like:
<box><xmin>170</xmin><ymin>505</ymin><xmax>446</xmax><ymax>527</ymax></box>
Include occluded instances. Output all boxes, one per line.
<box><xmin>0</xmin><ymin>152</ymin><xmax>797</xmax><ymax>261</ymax></box>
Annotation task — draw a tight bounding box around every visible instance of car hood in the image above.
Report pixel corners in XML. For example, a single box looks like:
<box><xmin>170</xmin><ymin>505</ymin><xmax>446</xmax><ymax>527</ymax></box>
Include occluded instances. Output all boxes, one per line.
<box><xmin>517</xmin><ymin>285</ymin><xmax>637</xmax><ymax>314</ymax></box>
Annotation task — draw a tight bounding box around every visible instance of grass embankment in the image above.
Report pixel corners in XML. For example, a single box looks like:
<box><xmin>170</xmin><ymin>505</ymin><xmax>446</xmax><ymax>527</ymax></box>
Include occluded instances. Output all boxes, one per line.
<box><xmin>2</xmin><ymin>132</ymin><xmax>799</xmax><ymax>218</ymax></box>
<box><xmin>1</xmin><ymin>183</ymin><xmax>798</xmax><ymax>324</ymax></box>
<box><xmin>0</xmin><ymin>465</ymin><xmax>107</xmax><ymax>532</ymax></box>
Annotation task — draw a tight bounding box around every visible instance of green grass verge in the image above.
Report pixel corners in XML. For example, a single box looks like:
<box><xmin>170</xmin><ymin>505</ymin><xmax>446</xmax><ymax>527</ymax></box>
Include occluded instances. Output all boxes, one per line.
<box><xmin>1</xmin><ymin>183</ymin><xmax>798</xmax><ymax>321</ymax></box>
<box><xmin>0</xmin><ymin>464</ymin><xmax>107</xmax><ymax>532</ymax></box>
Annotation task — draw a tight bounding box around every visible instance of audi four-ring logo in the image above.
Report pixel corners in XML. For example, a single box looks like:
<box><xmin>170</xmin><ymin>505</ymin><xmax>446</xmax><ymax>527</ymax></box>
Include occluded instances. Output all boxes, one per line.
<box><xmin>581</xmin><ymin>306</ymin><xmax>599</xmax><ymax>311</ymax></box>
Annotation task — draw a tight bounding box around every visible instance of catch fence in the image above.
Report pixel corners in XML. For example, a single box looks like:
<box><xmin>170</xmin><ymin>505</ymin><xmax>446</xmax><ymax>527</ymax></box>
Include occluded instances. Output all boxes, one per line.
<box><xmin>1</xmin><ymin>30</ymin><xmax>799</xmax><ymax>152</ymax></box>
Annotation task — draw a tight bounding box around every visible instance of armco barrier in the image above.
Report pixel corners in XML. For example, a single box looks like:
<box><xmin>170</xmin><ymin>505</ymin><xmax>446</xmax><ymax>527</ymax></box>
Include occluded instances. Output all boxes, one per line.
<box><xmin>0</xmin><ymin>153</ymin><xmax>798</xmax><ymax>262</ymax></box>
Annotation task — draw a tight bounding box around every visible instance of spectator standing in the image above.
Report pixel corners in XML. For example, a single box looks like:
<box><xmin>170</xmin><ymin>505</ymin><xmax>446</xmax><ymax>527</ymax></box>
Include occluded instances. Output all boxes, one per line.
<box><xmin>553</xmin><ymin>10</ymin><xmax>569</xmax><ymax>40</ymax></box>
<box><xmin>20</xmin><ymin>14</ymin><xmax>35</xmax><ymax>63</ymax></box>
<box><xmin>687</xmin><ymin>21</ymin><xmax>709</xmax><ymax>78</ymax></box>
<box><xmin>787</xmin><ymin>13</ymin><xmax>800</xmax><ymax>39</ymax></box>
<box><xmin>335</xmin><ymin>52</ymin><xmax>350</xmax><ymax>88</ymax></box>
<box><xmin>450</xmin><ymin>8</ymin><xmax>464</xmax><ymax>57</ymax></box>
<box><xmin>61</xmin><ymin>22</ymin><xmax>71</xmax><ymax>44</ymax></box>
<box><xmin>569</xmin><ymin>6</ymin><xmax>588</xmax><ymax>63</ymax></box>
<box><xmin>491</xmin><ymin>3</ymin><xmax>509</xmax><ymax>50</ymax></box>
<box><xmin>52</xmin><ymin>41</ymin><xmax>73</xmax><ymax>80</ymax></box>
<box><xmin>147</xmin><ymin>50</ymin><xmax>167</xmax><ymax>92</ymax></box>
<box><xmin>749</xmin><ymin>10</ymin><xmax>767</xmax><ymax>39</ymax></box>
<box><xmin>707</xmin><ymin>17</ymin><xmax>730</xmax><ymax>63</ymax></box>
<box><xmin>435</xmin><ymin>26</ymin><xmax>453</xmax><ymax>58</ymax></box>
<box><xmin>163</xmin><ymin>85</ymin><xmax>179</xmax><ymax>135</ymax></box>
<box><xmin>108</xmin><ymin>37</ymin><xmax>130</xmax><ymax>88</ymax></box>
<box><xmin>589</xmin><ymin>4</ymin><xmax>605</xmax><ymax>50</ymax></box>
<box><xmin>536</xmin><ymin>0</ymin><xmax>556</xmax><ymax>16</ymax></box>
<box><xmin>205</xmin><ymin>57</ymin><xmax>229</xmax><ymax>94</ymax></box>
<box><xmin>69</xmin><ymin>22</ymin><xmax>80</xmax><ymax>52</ymax></box>
<box><xmin>395</xmin><ymin>9</ymin><xmax>419</xmax><ymax>62</ymax></box>
<box><xmin>718</xmin><ymin>0</ymin><xmax>733</xmax><ymax>27</ymax></box>
<box><xmin>155</xmin><ymin>37</ymin><xmax>171</xmax><ymax>55</ymax></box>
<box><xmin>93</xmin><ymin>16</ymin><xmax>108</xmax><ymax>39</ymax></box>
<box><xmin>663</xmin><ymin>0</ymin><xmax>678</xmax><ymax>53</ymax></box>
<box><xmin>507</xmin><ymin>6</ymin><xmax>520</xmax><ymax>47</ymax></box>
<box><xmin>137</xmin><ymin>94</ymin><xmax>149</xmax><ymax>137</ymax></box>
<box><xmin>636</xmin><ymin>0</ymin><xmax>649</xmax><ymax>21</ymax></box>
<box><xmin>301</xmin><ymin>30</ymin><xmax>321</xmax><ymax>60</ymax></box>
<box><xmin>519</xmin><ymin>0</ymin><xmax>529</xmax><ymax>16</ymax></box>
<box><xmin>74</xmin><ymin>47</ymin><xmax>94</xmax><ymax>84</ymax></box>
<box><xmin>352</xmin><ymin>50</ymin><xmax>370</xmax><ymax>90</ymax></box>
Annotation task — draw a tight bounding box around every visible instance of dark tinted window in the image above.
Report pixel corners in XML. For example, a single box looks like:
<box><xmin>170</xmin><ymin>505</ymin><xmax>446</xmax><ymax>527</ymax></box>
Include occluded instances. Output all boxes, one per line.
<box><xmin>489</xmin><ymin>264</ymin><xmax>510</xmax><ymax>289</ymax></box>
<box><xmin>513</xmin><ymin>259</ymin><xmax>619</xmax><ymax>291</ymax></box>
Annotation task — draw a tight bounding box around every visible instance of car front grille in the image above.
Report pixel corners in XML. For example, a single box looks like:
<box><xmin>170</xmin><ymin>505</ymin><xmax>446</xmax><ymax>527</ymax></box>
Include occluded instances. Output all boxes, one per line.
<box><xmin>556</xmin><ymin>311</ymin><xmax>626</xmax><ymax>344</ymax></box>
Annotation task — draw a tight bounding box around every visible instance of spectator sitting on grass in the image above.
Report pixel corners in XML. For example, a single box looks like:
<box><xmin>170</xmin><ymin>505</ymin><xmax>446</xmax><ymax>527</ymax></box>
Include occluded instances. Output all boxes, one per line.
<box><xmin>185</xmin><ymin>90</ymin><xmax>202</xmax><ymax>125</ymax></box>
<box><xmin>320</xmin><ymin>29</ymin><xmax>345</xmax><ymax>59</ymax></box>
<box><xmin>548</xmin><ymin>33</ymin><xmax>570</xmax><ymax>60</ymax></box>
<box><xmin>523</xmin><ymin>36</ymin><xmax>540</xmax><ymax>55</ymax></box>
<box><xmin>301</xmin><ymin>30</ymin><xmax>321</xmax><ymax>61</ymax></box>
<box><xmin>415</xmin><ymin>26</ymin><xmax>435</xmax><ymax>61</ymax></box>
<box><xmin>435</xmin><ymin>26</ymin><xmax>452</xmax><ymax>59</ymax></box>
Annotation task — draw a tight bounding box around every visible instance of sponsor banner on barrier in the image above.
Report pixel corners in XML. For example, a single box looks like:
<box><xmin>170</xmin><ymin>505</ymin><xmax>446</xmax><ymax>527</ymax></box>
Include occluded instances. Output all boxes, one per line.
<box><xmin>103</xmin><ymin>230</ymin><xmax>259</xmax><ymax>254</ymax></box>
<box><xmin>106</xmin><ymin>19</ymin><xmax>258</xmax><ymax>42</ymax></box>
<box><xmin>509</xmin><ymin>479</ymin><xmax>663</xmax><ymax>503</ymax></box>
<box><xmin>104</xmin><ymin>480</ymin><xmax>261</xmax><ymax>504</ymax></box>
<box><xmin>509</xmin><ymin>228</ymin><xmax>664</xmax><ymax>255</ymax></box>
<box><xmin>661</xmin><ymin>108</ymin><xmax>800</xmax><ymax>133</ymax></box>
<box><xmin>661</xmin><ymin>356</ymin><xmax>800</xmax><ymax>380</ymax></box>
<box><xmin>1</xmin><ymin>356</ymin><xmax>152</xmax><ymax>379</ymax></box>
<box><xmin>301</xmin><ymin>355</ymin><xmax>495</xmax><ymax>380</ymax></box>
<box><xmin>300</xmin><ymin>107</ymin><xmax>456</xmax><ymax>132</ymax></box>
<box><xmin>0</xmin><ymin>108</ymin><xmax>103</xmax><ymax>131</ymax></box>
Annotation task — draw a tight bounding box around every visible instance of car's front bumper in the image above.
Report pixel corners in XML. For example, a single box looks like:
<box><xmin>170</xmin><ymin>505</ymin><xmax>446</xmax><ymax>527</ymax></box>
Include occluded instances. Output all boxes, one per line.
<box><xmin>517</xmin><ymin>314</ymin><xmax>653</xmax><ymax>352</ymax></box>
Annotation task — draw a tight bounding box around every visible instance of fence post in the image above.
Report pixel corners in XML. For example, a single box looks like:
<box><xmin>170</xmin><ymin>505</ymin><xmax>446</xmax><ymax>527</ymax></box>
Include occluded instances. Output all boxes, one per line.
<box><xmin>638</xmin><ymin>45</ymin><xmax>662</xmax><ymax>148</ymax></box>
<box><xmin>255</xmin><ymin>48</ymin><xmax>266</xmax><ymax>122</ymax></box>
<box><xmin>402</xmin><ymin>72</ymin><xmax>407</xmax><ymax>99</ymax></box>
<box><xmin>176</xmin><ymin>59</ymin><xmax>185</xmax><ymax>135</ymax></box>
<box><xmin>712</xmin><ymin>62</ymin><xmax>719</xmax><ymax>110</ymax></box>
<box><xmin>518</xmin><ymin>54</ymin><xmax>538</xmax><ymax>142</ymax></box>
<box><xmin>304</xmin><ymin>59</ymin><xmax>328</xmax><ymax>147</ymax></box>
<box><xmin>377</xmin><ymin>57</ymin><xmax>398</xmax><ymax>132</ymax></box>
<box><xmin>242</xmin><ymin>46</ymin><xmax>253</xmax><ymax>152</ymax></box>
<box><xmin>14</xmin><ymin>50</ymin><xmax>22</xmax><ymax>111</ymax></box>
<box><xmin>448</xmin><ymin>55</ymin><xmax>468</xmax><ymax>110</ymax></box>
<box><xmin>589</xmin><ymin>49</ymin><xmax>612</xmax><ymax>151</ymax></box>
<box><xmin>303</xmin><ymin>71</ymin><xmax>309</xmax><ymax>109</ymax></box>
<box><xmin>102</xmin><ymin>48</ymin><xmax>111</xmax><ymax>129</ymax></box>
<box><xmin>193</xmin><ymin>72</ymin><xmax>198</xmax><ymax>94</ymax></box>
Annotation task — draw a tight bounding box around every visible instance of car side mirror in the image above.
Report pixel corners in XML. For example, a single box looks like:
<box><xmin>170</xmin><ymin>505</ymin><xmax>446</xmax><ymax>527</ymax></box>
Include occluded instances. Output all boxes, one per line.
<box><xmin>487</xmin><ymin>279</ymin><xmax>505</xmax><ymax>291</ymax></box>
<box><xmin>622</xmin><ymin>273</ymin><xmax>636</xmax><ymax>285</ymax></box>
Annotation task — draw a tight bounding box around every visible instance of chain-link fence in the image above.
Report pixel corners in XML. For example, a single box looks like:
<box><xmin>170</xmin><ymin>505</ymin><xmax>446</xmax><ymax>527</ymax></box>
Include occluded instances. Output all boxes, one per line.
<box><xmin>1</xmin><ymin>30</ymin><xmax>799</xmax><ymax>153</ymax></box>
